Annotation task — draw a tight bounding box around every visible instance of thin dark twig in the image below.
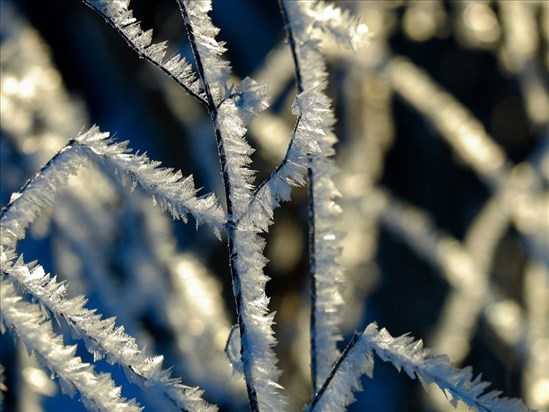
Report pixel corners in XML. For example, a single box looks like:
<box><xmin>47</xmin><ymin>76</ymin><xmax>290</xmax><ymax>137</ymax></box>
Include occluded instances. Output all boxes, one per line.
<box><xmin>82</xmin><ymin>0</ymin><xmax>208</xmax><ymax>108</ymax></box>
<box><xmin>176</xmin><ymin>2</ymin><xmax>259</xmax><ymax>410</ymax></box>
<box><xmin>309</xmin><ymin>332</ymin><xmax>361</xmax><ymax>410</ymax></box>
<box><xmin>277</xmin><ymin>0</ymin><xmax>320</xmax><ymax>396</ymax></box>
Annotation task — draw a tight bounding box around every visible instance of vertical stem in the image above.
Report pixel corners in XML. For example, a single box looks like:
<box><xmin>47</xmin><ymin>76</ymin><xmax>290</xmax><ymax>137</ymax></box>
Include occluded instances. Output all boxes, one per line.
<box><xmin>278</xmin><ymin>0</ymin><xmax>319</xmax><ymax>396</ymax></box>
<box><xmin>178</xmin><ymin>3</ymin><xmax>259</xmax><ymax>410</ymax></box>
<box><xmin>278</xmin><ymin>0</ymin><xmax>304</xmax><ymax>95</ymax></box>
<box><xmin>307</xmin><ymin>168</ymin><xmax>318</xmax><ymax>394</ymax></box>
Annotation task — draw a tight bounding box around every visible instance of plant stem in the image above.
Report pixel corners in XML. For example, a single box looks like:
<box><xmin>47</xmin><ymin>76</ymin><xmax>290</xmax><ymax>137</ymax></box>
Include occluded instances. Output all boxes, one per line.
<box><xmin>277</xmin><ymin>0</ymin><xmax>320</xmax><ymax>396</ymax></box>
<box><xmin>308</xmin><ymin>333</ymin><xmax>361</xmax><ymax>411</ymax></box>
<box><xmin>178</xmin><ymin>2</ymin><xmax>259</xmax><ymax>410</ymax></box>
<box><xmin>82</xmin><ymin>0</ymin><xmax>208</xmax><ymax>108</ymax></box>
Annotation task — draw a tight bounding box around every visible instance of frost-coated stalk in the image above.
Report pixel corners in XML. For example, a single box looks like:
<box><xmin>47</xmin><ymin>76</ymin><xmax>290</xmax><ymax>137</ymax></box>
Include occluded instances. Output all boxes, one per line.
<box><xmin>177</xmin><ymin>2</ymin><xmax>258</xmax><ymax>410</ymax></box>
<box><xmin>82</xmin><ymin>0</ymin><xmax>207</xmax><ymax>107</ymax></box>
<box><xmin>278</xmin><ymin>1</ymin><xmax>304</xmax><ymax>94</ymax></box>
<box><xmin>307</xmin><ymin>164</ymin><xmax>319</xmax><ymax>391</ymax></box>
<box><xmin>0</xmin><ymin>143</ymin><xmax>85</xmax><ymax>249</ymax></box>
<box><xmin>308</xmin><ymin>332</ymin><xmax>362</xmax><ymax>411</ymax></box>
<box><xmin>1</xmin><ymin>251</ymin><xmax>216</xmax><ymax>412</ymax></box>
<box><xmin>0</xmin><ymin>127</ymin><xmax>224</xmax><ymax>253</ymax></box>
<box><xmin>278</xmin><ymin>0</ymin><xmax>319</xmax><ymax>394</ymax></box>
<box><xmin>0</xmin><ymin>280</ymin><xmax>142</xmax><ymax>412</ymax></box>
<box><xmin>307</xmin><ymin>323</ymin><xmax>531</xmax><ymax>412</ymax></box>
<box><xmin>278</xmin><ymin>0</ymin><xmax>343</xmax><ymax>396</ymax></box>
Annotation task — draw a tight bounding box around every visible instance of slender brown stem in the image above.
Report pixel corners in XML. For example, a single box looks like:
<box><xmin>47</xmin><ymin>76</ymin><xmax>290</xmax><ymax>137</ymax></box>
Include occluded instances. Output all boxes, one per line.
<box><xmin>82</xmin><ymin>0</ymin><xmax>208</xmax><ymax>108</ymax></box>
<box><xmin>277</xmin><ymin>0</ymin><xmax>320</xmax><ymax>396</ymax></box>
<box><xmin>177</xmin><ymin>2</ymin><xmax>259</xmax><ymax>410</ymax></box>
<box><xmin>309</xmin><ymin>333</ymin><xmax>361</xmax><ymax>410</ymax></box>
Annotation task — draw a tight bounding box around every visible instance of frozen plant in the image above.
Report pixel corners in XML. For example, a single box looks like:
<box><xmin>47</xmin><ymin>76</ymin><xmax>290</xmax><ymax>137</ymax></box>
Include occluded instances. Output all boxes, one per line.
<box><xmin>1</xmin><ymin>0</ymin><xmax>545</xmax><ymax>411</ymax></box>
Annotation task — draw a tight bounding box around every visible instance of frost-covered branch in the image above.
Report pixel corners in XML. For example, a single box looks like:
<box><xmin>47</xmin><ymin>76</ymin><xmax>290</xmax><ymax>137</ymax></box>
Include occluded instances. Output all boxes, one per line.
<box><xmin>1</xmin><ymin>251</ymin><xmax>217</xmax><ymax>412</ymax></box>
<box><xmin>279</xmin><ymin>0</ymin><xmax>348</xmax><ymax>394</ymax></box>
<box><xmin>73</xmin><ymin>127</ymin><xmax>225</xmax><ymax>232</ymax></box>
<box><xmin>0</xmin><ymin>140</ymin><xmax>85</xmax><ymax>249</ymax></box>
<box><xmin>177</xmin><ymin>1</ymin><xmax>266</xmax><ymax>218</ymax></box>
<box><xmin>177</xmin><ymin>2</ymin><xmax>285</xmax><ymax>411</ymax></box>
<box><xmin>0</xmin><ymin>127</ymin><xmax>224</xmax><ymax>250</ymax></box>
<box><xmin>176</xmin><ymin>0</ymin><xmax>231</xmax><ymax>107</ymax></box>
<box><xmin>308</xmin><ymin>323</ymin><xmax>531</xmax><ymax>412</ymax></box>
<box><xmin>0</xmin><ymin>280</ymin><xmax>141</xmax><ymax>412</ymax></box>
<box><xmin>82</xmin><ymin>0</ymin><xmax>206</xmax><ymax>106</ymax></box>
<box><xmin>240</xmin><ymin>89</ymin><xmax>329</xmax><ymax>232</ymax></box>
